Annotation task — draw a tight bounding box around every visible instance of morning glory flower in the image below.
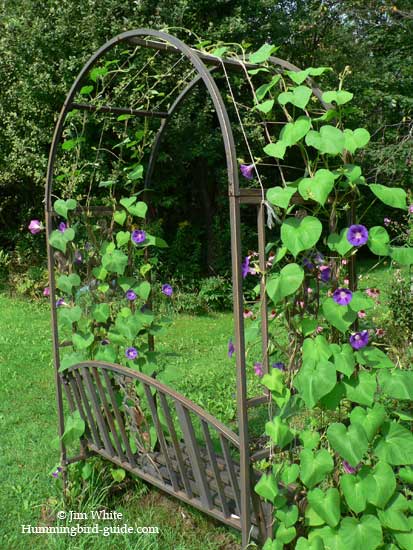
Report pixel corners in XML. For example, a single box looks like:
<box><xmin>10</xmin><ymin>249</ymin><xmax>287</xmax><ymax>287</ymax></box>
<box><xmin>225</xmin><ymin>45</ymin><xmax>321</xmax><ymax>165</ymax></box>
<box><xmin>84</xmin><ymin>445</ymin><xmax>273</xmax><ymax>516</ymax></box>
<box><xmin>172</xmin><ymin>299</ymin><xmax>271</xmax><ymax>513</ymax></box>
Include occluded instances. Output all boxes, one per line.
<box><xmin>74</xmin><ymin>250</ymin><xmax>82</xmax><ymax>264</ymax></box>
<box><xmin>126</xmin><ymin>289</ymin><xmax>136</xmax><ymax>301</ymax></box>
<box><xmin>52</xmin><ymin>466</ymin><xmax>62</xmax><ymax>478</ymax></box>
<box><xmin>58</xmin><ymin>222</ymin><xmax>67</xmax><ymax>232</ymax></box>
<box><xmin>125</xmin><ymin>347</ymin><xmax>138</xmax><ymax>360</ymax></box>
<box><xmin>131</xmin><ymin>229</ymin><xmax>146</xmax><ymax>244</ymax></box>
<box><xmin>253</xmin><ymin>362</ymin><xmax>263</xmax><ymax>377</ymax></box>
<box><xmin>319</xmin><ymin>265</ymin><xmax>331</xmax><ymax>282</ymax></box>
<box><xmin>409</xmin><ymin>205</ymin><xmax>413</xmax><ymax>214</ymax></box>
<box><xmin>240</xmin><ymin>163</ymin><xmax>255</xmax><ymax>180</ymax></box>
<box><xmin>242</xmin><ymin>256</ymin><xmax>257</xmax><ymax>278</ymax></box>
<box><xmin>56</xmin><ymin>298</ymin><xmax>67</xmax><ymax>307</ymax></box>
<box><xmin>28</xmin><ymin>219</ymin><xmax>43</xmax><ymax>234</ymax></box>
<box><xmin>347</xmin><ymin>224</ymin><xmax>369</xmax><ymax>247</ymax></box>
<box><xmin>303</xmin><ymin>257</ymin><xmax>314</xmax><ymax>270</ymax></box>
<box><xmin>342</xmin><ymin>460</ymin><xmax>358</xmax><ymax>474</ymax></box>
<box><xmin>349</xmin><ymin>330</ymin><xmax>369</xmax><ymax>350</ymax></box>
<box><xmin>228</xmin><ymin>339</ymin><xmax>235</xmax><ymax>358</ymax></box>
<box><xmin>272</xmin><ymin>362</ymin><xmax>285</xmax><ymax>371</ymax></box>
<box><xmin>333</xmin><ymin>288</ymin><xmax>353</xmax><ymax>306</ymax></box>
<box><xmin>101</xmin><ymin>338</ymin><xmax>110</xmax><ymax>345</ymax></box>
<box><xmin>161</xmin><ymin>284</ymin><xmax>173</xmax><ymax>296</ymax></box>
<box><xmin>43</xmin><ymin>287</ymin><xmax>50</xmax><ymax>297</ymax></box>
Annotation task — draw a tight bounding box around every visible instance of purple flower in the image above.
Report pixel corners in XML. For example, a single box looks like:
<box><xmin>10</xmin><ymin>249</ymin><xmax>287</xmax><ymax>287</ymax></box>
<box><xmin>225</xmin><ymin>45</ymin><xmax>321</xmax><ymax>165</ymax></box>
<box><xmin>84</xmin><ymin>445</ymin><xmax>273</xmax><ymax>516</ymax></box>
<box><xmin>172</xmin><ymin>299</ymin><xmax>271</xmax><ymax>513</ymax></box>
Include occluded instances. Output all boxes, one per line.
<box><xmin>43</xmin><ymin>287</ymin><xmax>50</xmax><ymax>297</ymax></box>
<box><xmin>28</xmin><ymin>219</ymin><xmax>43</xmax><ymax>234</ymax></box>
<box><xmin>131</xmin><ymin>229</ymin><xmax>146</xmax><ymax>244</ymax></box>
<box><xmin>126</xmin><ymin>289</ymin><xmax>136</xmax><ymax>301</ymax></box>
<box><xmin>314</xmin><ymin>252</ymin><xmax>324</xmax><ymax>265</ymax></box>
<box><xmin>409</xmin><ymin>204</ymin><xmax>413</xmax><ymax>214</ymax></box>
<box><xmin>342</xmin><ymin>461</ymin><xmax>358</xmax><ymax>474</ymax></box>
<box><xmin>241</xmin><ymin>256</ymin><xmax>256</xmax><ymax>278</ymax></box>
<box><xmin>228</xmin><ymin>339</ymin><xmax>235</xmax><ymax>359</ymax></box>
<box><xmin>56</xmin><ymin>298</ymin><xmax>66</xmax><ymax>307</ymax></box>
<box><xmin>58</xmin><ymin>222</ymin><xmax>67</xmax><ymax>232</ymax></box>
<box><xmin>254</xmin><ymin>362</ymin><xmax>263</xmax><ymax>377</ymax></box>
<box><xmin>347</xmin><ymin>224</ymin><xmax>369</xmax><ymax>247</ymax></box>
<box><xmin>240</xmin><ymin>164</ymin><xmax>255</xmax><ymax>180</ymax></box>
<box><xmin>319</xmin><ymin>265</ymin><xmax>331</xmax><ymax>282</ymax></box>
<box><xmin>161</xmin><ymin>284</ymin><xmax>173</xmax><ymax>297</ymax></box>
<box><xmin>383</xmin><ymin>217</ymin><xmax>391</xmax><ymax>226</ymax></box>
<box><xmin>333</xmin><ymin>288</ymin><xmax>353</xmax><ymax>306</ymax></box>
<box><xmin>74</xmin><ymin>250</ymin><xmax>82</xmax><ymax>264</ymax></box>
<box><xmin>349</xmin><ymin>330</ymin><xmax>369</xmax><ymax>350</ymax></box>
<box><xmin>243</xmin><ymin>309</ymin><xmax>253</xmax><ymax>319</ymax></box>
<box><xmin>125</xmin><ymin>347</ymin><xmax>138</xmax><ymax>360</ymax></box>
<box><xmin>52</xmin><ymin>466</ymin><xmax>62</xmax><ymax>478</ymax></box>
<box><xmin>272</xmin><ymin>362</ymin><xmax>285</xmax><ymax>371</ymax></box>
<box><xmin>101</xmin><ymin>338</ymin><xmax>110</xmax><ymax>345</ymax></box>
<box><xmin>303</xmin><ymin>257</ymin><xmax>314</xmax><ymax>270</ymax></box>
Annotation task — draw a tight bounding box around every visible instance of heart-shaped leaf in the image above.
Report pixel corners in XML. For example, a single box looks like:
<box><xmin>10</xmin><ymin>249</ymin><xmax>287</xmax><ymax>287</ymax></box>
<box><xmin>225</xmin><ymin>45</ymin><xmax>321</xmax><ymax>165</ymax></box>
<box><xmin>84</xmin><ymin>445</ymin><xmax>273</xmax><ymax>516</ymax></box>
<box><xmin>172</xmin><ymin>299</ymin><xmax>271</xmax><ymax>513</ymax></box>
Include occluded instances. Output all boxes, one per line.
<box><xmin>294</xmin><ymin>359</ymin><xmax>336</xmax><ymax>408</ymax></box>
<box><xmin>264</xmin><ymin>141</ymin><xmax>287</xmax><ymax>159</ymax></box>
<box><xmin>330</xmin><ymin>343</ymin><xmax>355</xmax><ymax>377</ymax></box>
<box><xmin>261</xmin><ymin>368</ymin><xmax>284</xmax><ymax>393</ymax></box>
<box><xmin>58</xmin><ymin>306</ymin><xmax>82</xmax><ymax>328</ymax></box>
<box><xmin>278</xmin><ymin>85</ymin><xmax>312</xmax><ymax>109</ymax></box>
<box><xmin>370</xmin><ymin>183</ymin><xmax>407</xmax><ymax>210</ymax></box>
<box><xmin>300</xmin><ymin>430</ymin><xmax>320</xmax><ymax>450</ymax></box>
<box><xmin>350</xmin><ymin>404</ymin><xmax>386</xmax><ymax>441</ymax></box>
<box><xmin>296</xmin><ymin>536</ymin><xmax>325</xmax><ymax>550</ymax></box>
<box><xmin>266</xmin><ymin>186</ymin><xmax>297</xmax><ymax>208</ymax></box>
<box><xmin>54</xmin><ymin>198</ymin><xmax>77</xmax><ymax>219</ymax></box>
<box><xmin>343</xmin><ymin>371</ymin><xmax>377</xmax><ymax>407</ymax></box>
<box><xmin>377</xmin><ymin>493</ymin><xmax>411</xmax><ymax>532</ymax></box>
<box><xmin>390</xmin><ymin>246</ymin><xmax>413</xmax><ymax>265</ymax></box>
<box><xmin>339</xmin><ymin>515</ymin><xmax>382</xmax><ymax>550</ymax></box>
<box><xmin>137</xmin><ymin>281</ymin><xmax>151</xmax><ymax>301</ymax></box>
<box><xmin>116</xmin><ymin>231</ymin><xmax>130</xmax><ymax>247</ymax></box>
<box><xmin>281</xmin><ymin>216</ymin><xmax>322</xmax><ymax>257</ymax></box>
<box><xmin>364</xmin><ymin>461</ymin><xmax>396</xmax><ymax>509</ymax></box>
<box><xmin>322</xmin><ymin>90</ymin><xmax>353</xmax><ymax>105</ymax></box>
<box><xmin>394</xmin><ymin>517</ymin><xmax>413</xmax><ymax>550</ymax></box>
<box><xmin>302</xmin><ymin>335</ymin><xmax>332</xmax><ymax>363</ymax></box>
<box><xmin>266</xmin><ymin>263</ymin><xmax>304</xmax><ymax>303</ymax></box>
<box><xmin>327</xmin><ymin>228</ymin><xmax>353</xmax><ymax>256</ymax></box>
<box><xmin>249</xmin><ymin>43</ymin><xmax>278</xmax><ymax>63</ymax></box>
<box><xmin>327</xmin><ymin>422</ymin><xmax>368</xmax><ymax>467</ymax></box>
<box><xmin>374</xmin><ymin>421</ymin><xmax>413</xmax><ymax>465</ymax></box>
<box><xmin>59</xmin><ymin>351</ymin><xmax>86</xmax><ymax>372</ymax></box>
<box><xmin>275</xmin><ymin>504</ymin><xmax>298</xmax><ymax>528</ymax></box>
<box><xmin>254</xmin><ymin>473</ymin><xmax>279</xmax><ymax>503</ymax></box>
<box><xmin>61</xmin><ymin>410</ymin><xmax>85</xmax><ymax>446</ymax></box>
<box><xmin>127</xmin><ymin>164</ymin><xmax>144</xmax><ymax>180</ymax></box>
<box><xmin>49</xmin><ymin>228</ymin><xmax>75</xmax><ymax>253</ymax></box>
<box><xmin>275</xmin><ymin>523</ymin><xmax>296</xmax><ymax>544</ymax></box>
<box><xmin>280</xmin><ymin>116</ymin><xmax>312</xmax><ymax>146</ymax></box>
<box><xmin>56</xmin><ymin>273</ymin><xmax>81</xmax><ymax>294</ymax></box>
<box><xmin>298</xmin><ymin>169</ymin><xmax>336</xmax><ymax>206</ymax></box>
<box><xmin>367</xmin><ymin>226</ymin><xmax>390</xmax><ymax>256</ymax></box>
<box><xmin>92</xmin><ymin>303</ymin><xmax>110</xmax><ymax>323</ymax></box>
<box><xmin>114</xmin><ymin>210</ymin><xmax>127</xmax><ymax>226</ymax></box>
<box><xmin>322</xmin><ymin>297</ymin><xmax>358</xmax><ymax>333</ymax></box>
<box><xmin>379</xmin><ymin>369</ymin><xmax>413</xmax><ymax>400</ymax></box>
<box><xmin>95</xmin><ymin>344</ymin><xmax>117</xmax><ymax>363</ymax></box>
<box><xmin>72</xmin><ymin>331</ymin><xmax>94</xmax><ymax>350</ymax></box>
<box><xmin>307</xmin><ymin>488</ymin><xmax>341</xmax><ymax>528</ymax></box>
<box><xmin>265</xmin><ymin>417</ymin><xmax>294</xmax><ymax>449</ymax></box>
<box><xmin>102</xmin><ymin>249</ymin><xmax>128</xmax><ymax>275</ymax></box>
<box><xmin>255</xmin><ymin>99</ymin><xmax>274</xmax><ymax>113</ymax></box>
<box><xmin>299</xmin><ymin>448</ymin><xmax>334</xmax><ymax>488</ymax></box>
<box><xmin>343</xmin><ymin>128</ymin><xmax>371</xmax><ymax>153</ymax></box>
<box><xmin>281</xmin><ymin>464</ymin><xmax>300</xmax><ymax>484</ymax></box>
<box><xmin>255</xmin><ymin>75</ymin><xmax>281</xmax><ymax>101</ymax></box>
<box><xmin>305</xmin><ymin>126</ymin><xmax>345</xmax><ymax>155</ymax></box>
<box><xmin>340</xmin><ymin>467</ymin><xmax>369</xmax><ymax>514</ymax></box>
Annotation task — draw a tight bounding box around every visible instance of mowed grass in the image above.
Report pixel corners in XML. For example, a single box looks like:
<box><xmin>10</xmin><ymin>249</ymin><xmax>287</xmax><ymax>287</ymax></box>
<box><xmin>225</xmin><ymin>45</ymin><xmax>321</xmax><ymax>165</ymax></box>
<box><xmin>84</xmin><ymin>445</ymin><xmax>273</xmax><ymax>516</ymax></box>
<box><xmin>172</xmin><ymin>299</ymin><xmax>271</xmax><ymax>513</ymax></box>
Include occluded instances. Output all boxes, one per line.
<box><xmin>0</xmin><ymin>258</ymin><xmax>400</xmax><ymax>549</ymax></box>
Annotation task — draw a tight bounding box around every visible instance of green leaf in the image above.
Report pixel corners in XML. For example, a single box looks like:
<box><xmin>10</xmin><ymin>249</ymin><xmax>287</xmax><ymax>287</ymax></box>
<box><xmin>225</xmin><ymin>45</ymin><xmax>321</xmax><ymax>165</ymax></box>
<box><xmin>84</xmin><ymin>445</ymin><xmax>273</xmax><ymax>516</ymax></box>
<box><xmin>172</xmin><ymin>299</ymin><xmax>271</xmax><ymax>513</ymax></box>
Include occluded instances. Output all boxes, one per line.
<box><xmin>307</xmin><ymin>488</ymin><xmax>341</xmax><ymax>528</ymax></box>
<box><xmin>58</xmin><ymin>306</ymin><xmax>82</xmax><ymax>328</ymax></box>
<box><xmin>62</xmin><ymin>137</ymin><xmax>85</xmax><ymax>151</ymax></box>
<box><xmin>343</xmin><ymin>128</ymin><xmax>371</xmax><ymax>153</ymax></box>
<box><xmin>370</xmin><ymin>184</ymin><xmax>407</xmax><ymax>210</ymax></box>
<box><xmin>305</xmin><ymin>126</ymin><xmax>345</xmax><ymax>155</ymax></box>
<box><xmin>266</xmin><ymin>186</ymin><xmax>297</xmax><ymax>208</ymax></box>
<box><xmin>72</xmin><ymin>332</ymin><xmax>94</xmax><ymax>350</ymax></box>
<box><xmin>92</xmin><ymin>303</ymin><xmax>110</xmax><ymax>323</ymax></box>
<box><xmin>59</xmin><ymin>351</ymin><xmax>86</xmax><ymax>372</ymax></box>
<box><xmin>350</xmin><ymin>404</ymin><xmax>387</xmax><ymax>441</ymax></box>
<box><xmin>394</xmin><ymin>517</ymin><xmax>413</xmax><ymax>550</ymax></box>
<box><xmin>54</xmin><ymin>198</ymin><xmax>77</xmax><ymax>219</ymax></box>
<box><xmin>398</xmin><ymin>467</ymin><xmax>413</xmax><ymax>485</ymax></box>
<box><xmin>280</xmin><ymin>116</ymin><xmax>312</xmax><ymax>146</ymax></box>
<box><xmin>390</xmin><ymin>247</ymin><xmax>413</xmax><ymax>265</ymax></box>
<box><xmin>365</xmin><ymin>461</ymin><xmax>396</xmax><ymax>509</ymax></box>
<box><xmin>79</xmin><ymin>85</ymin><xmax>93</xmax><ymax>95</ymax></box>
<box><xmin>278</xmin><ymin>85</ymin><xmax>312</xmax><ymax>110</ymax></box>
<box><xmin>281</xmin><ymin>216</ymin><xmax>322</xmax><ymax>257</ymax></box>
<box><xmin>56</xmin><ymin>273</ymin><xmax>81</xmax><ymax>294</ymax></box>
<box><xmin>127</xmin><ymin>164</ymin><xmax>144</xmax><ymax>180</ymax></box>
<box><xmin>102</xmin><ymin>249</ymin><xmax>128</xmax><ymax>275</ymax></box>
<box><xmin>49</xmin><ymin>228</ymin><xmax>75</xmax><ymax>253</ymax></box>
<box><xmin>285</xmin><ymin>66</ymin><xmax>330</xmax><ymax>85</ymax></box>
<box><xmin>255</xmin><ymin>99</ymin><xmax>274</xmax><ymax>113</ymax></box>
<box><xmin>302</xmin><ymin>335</ymin><xmax>332</xmax><ymax>363</ymax></box>
<box><xmin>249</xmin><ymin>44</ymin><xmax>278</xmax><ymax>63</ymax></box>
<box><xmin>355</xmin><ymin>346</ymin><xmax>394</xmax><ymax>368</ymax></box>
<box><xmin>296</xmin><ymin>536</ymin><xmax>325</xmax><ymax>550</ymax></box>
<box><xmin>300</xmin><ymin>430</ymin><xmax>320</xmax><ymax>450</ymax></box>
<box><xmin>379</xmin><ymin>369</ymin><xmax>413</xmax><ymax>400</ymax></box>
<box><xmin>255</xmin><ymin>75</ymin><xmax>281</xmax><ymax>101</ymax></box>
<box><xmin>343</xmin><ymin>371</ymin><xmax>377</xmax><ymax>407</ymax></box>
<box><xmin>374</xmin><ymin>421</ymin><xmax>413</xmax><ymax>465</ymax></box>
<box><xmin>340</xmin><ymin>468</ymin><xmax>369</xmax><ymax>514</ymax></box>
<box><xmin>327</xmin><ymin>422</ymin><xmax>369</xmax><ymax>467</ymax></box>
<box><xmin>136</xmin><ymin>281</ymin><xmax>151</xmax><ymax>301</ymax></box>
<box><xmin>294</xmin><ymin>359</ymin><xmax>336</xmax><ymax>409</ymax></box>
<box><xmin>377</xmin><ymin>493</ymin><xmax>411</xmax><ymax>532</ymax></box>
<box><xmin>330</xmin><ymin>343</ymin><xmax>355</xmax><ymax>377</ymax></box>
<box><xmin>275</xmin><ymin>522</ymin><xmax>296</xmax><ymax>544</ymax></box>
<box><xmin>92</xmin><ymin>266</ymin><xmax>108</xmax><ymax>281</ymax></box>
<box><xmin>275</xmin><ymin>504</ymin><xmax>298</xmax><ymax>528</ymax></box>
<box><xmin>281</xmin><ymin>464</ymin><xmax>299</xmax><ymax>484</ymax></box>
<box><xmin>327</xmin><ymin>228</ymin><xmax>353</xmax><ymax>256</ymax></box>
<box><xmin>111</xmin><ymin>468</ymin><xmax>126</xmax><ymax>483</ymax></box>
<box><xmin>348</xmin><ymin>291</ymin><xmax>374</xmax><ymax>312</ymax></box>
<box><xmin>367</xmin><ymin>226</ymin><xmax>390</xmax><ymax>256</ymax></box>
<box><xmin>263</xmin><ymin>538</ymin><xmax>283</xmax><ymax>550</ymax></box>
<box><xmin>264</xmin><ymin>141</ymin><xmax>287</xmax><ymax>159</ymax></box>
<box><xmin>298</xmin><ymin>169</ymin><xmax>336</xmax><ymax>206</ymax></box>
<box><xmin>255</xmin><ymin>473</ymin><xmax>279</xmax><ymax>503</ymax></box>
<box><xmin>300</xmin><ymin>318</ymin><xmax>318</xmax><ymax>337</ymax></box>
<box><xmin>114</xmin><ymin>210</ymin><xmax>127</xmax><ymax>226</ymax></box>
<box><xmin>265</xmin><ymin>417</ymin><xmax>294</xmax><ymax>449</ymax></box>
<box><xmin>308</xmin><ymin>527</ymin><xmax>342</xmax><ymax>550</ymax></box>
<box><xmin>339</xmin><ymin>515</ymin><xmax>382</xmax><ymax>550</ymax></box>
<box><xmin>90</xmin><ymin>66</ymin><xmax>108</xmax><ymax>82</ymax></box>
<box><xmin>95</xmin><ymin>345</ymin><xmax>117</xmax><ymax>363</ymax></box>
<box><xmin>322</xmin><ymin>297</ymin><xmax>358</xmax><ymax>333</ymax></box>
<box><xmin>261</xmin><ymin>368</ymin><xmax>284</xmax><ymax>393</ymax></box>
<box><xmin>61</xmin><ymin>410</ymin><xmax>85</xmax><ymax>446</ymax></box>
<box><xmin>116</xmin><ymin>231</ymin><xmax>130</xmax><ymax>247</ymax></box>
<box><xmin>266</xmin><ymin>263</ymin><xmax>304</xmax><ymax>303</ymax></box>
<box><xmin>322</xmin><ymin>90</ymin><xmax>353</xmax><ymax>105</ymax></box>
<box><xmin>299</xmin><ymin>448</ymin><xmax>334</xmax><ymax>488</ymax></box>
<box><xmin>119</xmin><ymin>197</ymin><xmax>147</xmax><ymax>218</ymax></box>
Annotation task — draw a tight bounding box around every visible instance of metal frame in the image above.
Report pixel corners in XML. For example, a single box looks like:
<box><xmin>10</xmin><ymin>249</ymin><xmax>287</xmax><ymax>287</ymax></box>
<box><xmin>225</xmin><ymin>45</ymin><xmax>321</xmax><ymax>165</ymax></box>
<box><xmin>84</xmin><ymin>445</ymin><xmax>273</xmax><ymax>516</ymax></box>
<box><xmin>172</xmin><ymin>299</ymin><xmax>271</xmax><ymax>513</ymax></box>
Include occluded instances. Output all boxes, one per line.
<box><xmin>45</xmin><ymin>29</ymin><xmax>328</xmax><ymax>547</ymax></box>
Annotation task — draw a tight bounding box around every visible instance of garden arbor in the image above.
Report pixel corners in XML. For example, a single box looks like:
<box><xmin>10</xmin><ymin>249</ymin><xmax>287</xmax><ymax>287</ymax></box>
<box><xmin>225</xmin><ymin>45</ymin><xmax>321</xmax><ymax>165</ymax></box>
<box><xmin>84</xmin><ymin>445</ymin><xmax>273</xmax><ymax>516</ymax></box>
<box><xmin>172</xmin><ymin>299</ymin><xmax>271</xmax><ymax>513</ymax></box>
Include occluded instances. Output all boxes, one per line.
<box><xmin>45</xmin><ymin>29</ymin><xmax>329</xmax><ymax>547</ymax></box>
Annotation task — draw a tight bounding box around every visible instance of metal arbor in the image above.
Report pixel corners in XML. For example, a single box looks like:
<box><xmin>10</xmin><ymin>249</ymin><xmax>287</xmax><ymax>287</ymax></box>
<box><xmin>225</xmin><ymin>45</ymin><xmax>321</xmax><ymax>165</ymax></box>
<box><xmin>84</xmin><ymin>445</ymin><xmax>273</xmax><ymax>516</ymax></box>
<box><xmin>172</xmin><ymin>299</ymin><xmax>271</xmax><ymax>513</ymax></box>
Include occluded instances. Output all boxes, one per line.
<box><xmin>45</xmin><ymin>29</ymin><xmax>327</xmax><ymax>547</ymax></box>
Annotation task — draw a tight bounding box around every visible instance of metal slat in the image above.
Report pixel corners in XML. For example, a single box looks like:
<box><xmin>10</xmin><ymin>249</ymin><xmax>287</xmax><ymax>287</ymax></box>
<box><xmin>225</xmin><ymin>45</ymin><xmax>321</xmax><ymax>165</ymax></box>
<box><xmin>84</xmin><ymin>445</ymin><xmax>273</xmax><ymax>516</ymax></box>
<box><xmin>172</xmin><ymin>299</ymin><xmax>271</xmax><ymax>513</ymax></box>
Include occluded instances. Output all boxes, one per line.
<box><xmin>81</xmin><ymin>368</ymin><xmax>115</xmax><ymax>456</ymax></box>
<box><xmin>143</xmin><ymin>384</ymin><xmax>179</xmax><ymax>491</ymax></box>
<box><xmin>175</xmin><ymin>403</ymin><xmax>213</xmax><ymax>510</ymax></box>
<box><xmin>158</xmin><ymin>392</ymin><xmax>193</xmax><ymax>498</ymax></box>
<box><xmin>73</xmin><ymin>370</ymin><xmax>101</xmax><ymax>447</ymax></box>
<box><xmin>101</xmin><ymin>370</ymin><xmax>136</xmax><ymax>467</ymax></box>
<box><xmin>219</xmin><ymin>434</ymin><xmax>241</xmax><ymax>516</ymax></box>
<box><xmin>91</xmin><ymin>368</ymin><xmax>125</xmax><ymax>461</ymax></box>
<box><xmin>70</xmin><ymin>102</ymin><xmax>168</xmax><ymax>118</ymax></box>
<box><xmin>200</xmin><ymin>420</ymin><xmax>230</xmax><ymax>517</ymax></box>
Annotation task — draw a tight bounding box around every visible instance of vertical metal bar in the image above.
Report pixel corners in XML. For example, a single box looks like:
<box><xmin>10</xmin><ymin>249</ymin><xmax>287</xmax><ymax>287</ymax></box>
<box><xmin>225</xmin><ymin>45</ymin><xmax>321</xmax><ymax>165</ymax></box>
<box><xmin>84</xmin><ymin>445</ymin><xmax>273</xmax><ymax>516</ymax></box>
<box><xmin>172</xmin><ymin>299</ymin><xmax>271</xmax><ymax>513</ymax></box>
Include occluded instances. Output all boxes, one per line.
<box><xmin>66</xmin><ymin>373</ymin><xmax>90</xmax><ymax>455</ymax></box>
<box><xmin>200</xmin><ymin>420</ymin><xmax>230</xmax><ymax>517</ymax></box>
<box><xmin>258</xmin><ymin>202</ymin><xmax>270</xmax><ymax>376</ymax></box>
<box><xmin>73</xmin><ymin>370</ymin><xmax>101</xmax><ymax>447</ymax></box>
<box><xmin>62</xmin><ymin>376</ymin><xmax>76</xmax><ymax>412</ymax></box>
<box><xmin>158</xmin><ymin>392</ymin><xmax>193</xmax><ymax>497</ymax></box>
<box><xmin>91</xmin><ymin>367</ymin><xmax>125</xmax><ymax>461</ymax></box>
<box><xmin>81</xmin><ymin>367</ymin><xmax>115</xmax><ymax>456</ymax></box>
<box><xmin>143</xmin><ymin>384</ymin><xmax>179</xmax><ymax>491</ymax></box>
<box><xmin>219</xmin><ymin>434</ymin><xmax>241</xmax><ymax>517</ymax></box>
<box><xmin>175</xmin><ymin>402</ymin><xmax>213</xmax><ymax>510</ymax></box>
<box><xmin>101</xmin><ymin>370</ymin><xmax>136</xmax><ymax>467</ymax></box>
<box><xmin>229</xmin><ymin>193</ymin><xmax>251</xmax><ymax>544</ymax></box>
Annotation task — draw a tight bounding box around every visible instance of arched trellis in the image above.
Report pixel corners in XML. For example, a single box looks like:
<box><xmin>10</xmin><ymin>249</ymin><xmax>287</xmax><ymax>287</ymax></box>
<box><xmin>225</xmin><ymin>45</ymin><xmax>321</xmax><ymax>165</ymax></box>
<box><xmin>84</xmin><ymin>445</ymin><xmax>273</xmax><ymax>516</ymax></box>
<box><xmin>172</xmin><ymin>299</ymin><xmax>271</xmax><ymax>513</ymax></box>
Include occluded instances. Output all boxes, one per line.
<box><xmin>45</xmin><ymin>29</ymin><xmax>331</xmax><ymax>547</ymax></box>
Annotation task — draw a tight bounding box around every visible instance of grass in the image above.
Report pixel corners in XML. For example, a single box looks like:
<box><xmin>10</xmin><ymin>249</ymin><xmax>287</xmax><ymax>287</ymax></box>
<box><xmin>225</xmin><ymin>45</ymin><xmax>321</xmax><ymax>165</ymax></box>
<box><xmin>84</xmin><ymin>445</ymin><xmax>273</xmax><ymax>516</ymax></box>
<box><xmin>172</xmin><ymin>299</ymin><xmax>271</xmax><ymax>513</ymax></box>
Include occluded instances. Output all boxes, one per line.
<box><xmin>0</xmin><ymin>258</ymin><xmax>404</xmax><ymax>549</ymax></box>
